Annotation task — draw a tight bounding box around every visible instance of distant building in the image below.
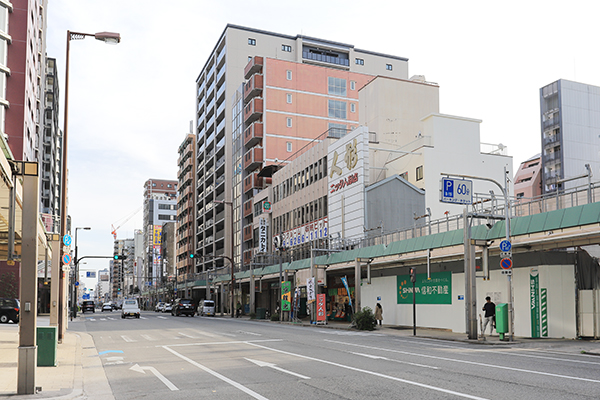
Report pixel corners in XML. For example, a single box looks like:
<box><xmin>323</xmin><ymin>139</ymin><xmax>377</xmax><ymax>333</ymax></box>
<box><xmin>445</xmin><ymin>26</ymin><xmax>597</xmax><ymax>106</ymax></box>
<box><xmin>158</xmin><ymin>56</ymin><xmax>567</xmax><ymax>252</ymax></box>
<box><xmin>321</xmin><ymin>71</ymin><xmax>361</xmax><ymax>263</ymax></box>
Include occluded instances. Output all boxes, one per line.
<box><xmin>112</xmin><ymin>239</ymin><xmax>134</xmax><ymax>298</ymax></box>
<box><xmin>142</xmin><ymin>179</ymin><xmax>177</xmax><ymax>287</ymax></box>
<box><xmin>514</xmin><ymin>154</ymin><xmax>542</xmax><ymax>199</ymax></box>
<box><xmin>96</xmin><ymin>269</ymin><xmax>110</xmax><ymax>302</ymax></box>
<box><xmin>176</xmin><ymin>133</ymin><xmax>196</xmax><ymax>296</ymax></box>
<box><xmin>540</xmin><ymin>79</ymin><xmax>600</xmax><ymax>193</ymax></box>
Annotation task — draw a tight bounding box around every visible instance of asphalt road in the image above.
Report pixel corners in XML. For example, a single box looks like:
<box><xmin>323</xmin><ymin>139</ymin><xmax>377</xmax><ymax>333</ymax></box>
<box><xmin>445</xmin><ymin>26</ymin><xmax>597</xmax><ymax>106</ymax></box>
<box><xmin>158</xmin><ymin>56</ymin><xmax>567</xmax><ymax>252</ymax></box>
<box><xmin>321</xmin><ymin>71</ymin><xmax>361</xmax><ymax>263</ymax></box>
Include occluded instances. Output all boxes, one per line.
<box><xmin>70</xmin><ymin>311</ymin><xmax>600</xmax><ymax>399</ymax></box>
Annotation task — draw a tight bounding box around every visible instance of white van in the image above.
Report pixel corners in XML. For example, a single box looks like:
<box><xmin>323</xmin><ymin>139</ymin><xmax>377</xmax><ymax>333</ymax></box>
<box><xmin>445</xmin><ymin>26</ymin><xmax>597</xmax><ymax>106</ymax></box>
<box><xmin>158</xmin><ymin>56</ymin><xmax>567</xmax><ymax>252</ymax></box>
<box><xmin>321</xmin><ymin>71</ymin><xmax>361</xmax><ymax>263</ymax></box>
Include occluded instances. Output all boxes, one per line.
<box><xmin>199</xmin><ymin>299</ymin><xmax>215</xmax><ymax>316</ymax></box>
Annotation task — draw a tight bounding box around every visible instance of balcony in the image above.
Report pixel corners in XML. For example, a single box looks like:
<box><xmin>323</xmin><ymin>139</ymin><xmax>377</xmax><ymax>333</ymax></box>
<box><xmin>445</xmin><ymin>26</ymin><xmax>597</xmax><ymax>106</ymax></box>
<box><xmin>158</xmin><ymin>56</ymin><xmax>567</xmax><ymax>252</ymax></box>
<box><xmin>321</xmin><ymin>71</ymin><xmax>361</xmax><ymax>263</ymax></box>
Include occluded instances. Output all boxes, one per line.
<box><xmin>244</xmin><ymin>122</ymin><xmax>263</xmax><ymax>148</ymax></box>
<box><xmin>244</xmin><ymin>172</ymin><xmax>263</xmax><ymax>194</ymax></box>
<box><xmin>244</xmin><ymin>74</ymin><xmax>263</xmax><ymax>102</ymax></box>
<box><xmin>302</xmin><ymin>51</ymin><xmax>350</xmax><ymax>67</ymax></box>
<box><xmin>244</xmin><ymin>56</ymin><xmax>264</xmax><ymax>79</ymax></box>
<box><xmin>243</xmin><ymin>250</ymin><xmax>253</xmax><ymax>265</ymax></box>
<box><xmin>243</xmin><ymin>199</ymin><xmax>253</xmax><ymax>218</ymax></box>
<box><xmin>243</xmin><ymin>224</ymin><xmax>253</xmax><ymax>242</ymax></box>
<box><xmin>244</xmin><ymin>97</ymin><xmax>263</xmax><ymax>124</ymax></box>
<box><xmin>543</xmin><ymin>134</ymin><xmax>560</xmax><ymax>147</ymax></box>
<box><xmin>244</xmin><ymin>146</ymin><xmax>263</xmax><ymax>171</ymax></box>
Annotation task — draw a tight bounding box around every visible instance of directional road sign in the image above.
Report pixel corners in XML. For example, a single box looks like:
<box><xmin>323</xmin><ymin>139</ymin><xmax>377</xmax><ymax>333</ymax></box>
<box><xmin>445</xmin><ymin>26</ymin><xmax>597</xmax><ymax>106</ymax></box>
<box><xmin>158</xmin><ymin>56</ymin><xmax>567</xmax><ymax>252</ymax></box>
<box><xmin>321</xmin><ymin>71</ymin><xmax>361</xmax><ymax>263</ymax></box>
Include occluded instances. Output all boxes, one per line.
<box><xmin>440</xmin><ymin>178</ymin><xmax>473</xmax><ymax>205</ymax></box>
<box><xmin>63</xmin><ymin>234</ymin><xmax>72</xmax><ymax>247</ymax></box>
<box><xmin>499</xmin><ymin>240</ymin><xmax>512</xmax><ymax>252</ymax></box>
<box><xmin>500</xmin><ymin>258</ymin><xmax>513</xmax><ymax>270</ymax></box>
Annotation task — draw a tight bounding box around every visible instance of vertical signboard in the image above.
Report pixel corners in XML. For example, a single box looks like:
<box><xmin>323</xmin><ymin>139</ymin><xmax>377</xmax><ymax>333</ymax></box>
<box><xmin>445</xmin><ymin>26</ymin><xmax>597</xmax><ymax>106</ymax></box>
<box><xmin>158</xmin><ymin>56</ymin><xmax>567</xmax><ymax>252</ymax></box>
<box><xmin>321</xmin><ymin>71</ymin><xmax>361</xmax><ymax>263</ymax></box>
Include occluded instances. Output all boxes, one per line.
<box><xmin>316</xmin><ymin>293</ymin><xmax>326</xmax><ymax>322</ymax></box>
<box><xmin>258</xmin><ymin>218</ymin><xmax>268</xmax><ymax>253</ymax></box>
<box><xmin>307</xmin><ymin>277</ymin><xmax>315</xmax><ymax>303</ymax></box>
<box><xmin>530</xmin><ymin>268</ymin><xmax>540</xmax><ymax>338</ymax></box>
<box><xmin>281</xmin><ymin>281</ymin><xmax>291</xmax><ymax>311</ymax></box>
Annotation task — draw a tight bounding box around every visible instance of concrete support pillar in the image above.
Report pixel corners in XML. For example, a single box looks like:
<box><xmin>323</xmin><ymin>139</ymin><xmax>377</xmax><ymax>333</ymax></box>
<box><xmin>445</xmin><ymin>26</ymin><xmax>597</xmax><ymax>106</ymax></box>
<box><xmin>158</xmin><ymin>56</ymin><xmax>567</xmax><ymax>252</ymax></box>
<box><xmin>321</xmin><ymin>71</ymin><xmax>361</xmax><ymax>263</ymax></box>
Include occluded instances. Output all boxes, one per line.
<box><xmin>354</xmin><ymin>259</ymin><xmax>361</xmax><ymax>313</ymax></box>
<box><xmin>49</xmin><ymin>237</ymin><xmax>61</xmax><ymax>326</ymax></box>
<box><xmin>18</xmin><ymin>165</ymin><xmax>39</xmax><ymax>394</ymax></box>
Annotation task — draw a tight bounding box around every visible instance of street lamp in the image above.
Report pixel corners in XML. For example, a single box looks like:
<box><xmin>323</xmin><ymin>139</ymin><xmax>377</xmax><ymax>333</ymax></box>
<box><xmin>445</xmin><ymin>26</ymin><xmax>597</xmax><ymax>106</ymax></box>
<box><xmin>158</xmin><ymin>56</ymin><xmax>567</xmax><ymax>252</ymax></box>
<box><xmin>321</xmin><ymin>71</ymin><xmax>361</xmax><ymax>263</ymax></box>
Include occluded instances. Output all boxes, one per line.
<box><xmin>214</xmin><ymin>199</ymin><xmax>235</xmax><ymax>318</ymax></box>
<box><xmin>59</xmin><ymin>30</ymin><xmax>120</xmax><ymax>338</ymax></box>
<box><xmin>72</xmin><ymin>227</ymin><xmax>91</xmax><ymax>318</ymax></box>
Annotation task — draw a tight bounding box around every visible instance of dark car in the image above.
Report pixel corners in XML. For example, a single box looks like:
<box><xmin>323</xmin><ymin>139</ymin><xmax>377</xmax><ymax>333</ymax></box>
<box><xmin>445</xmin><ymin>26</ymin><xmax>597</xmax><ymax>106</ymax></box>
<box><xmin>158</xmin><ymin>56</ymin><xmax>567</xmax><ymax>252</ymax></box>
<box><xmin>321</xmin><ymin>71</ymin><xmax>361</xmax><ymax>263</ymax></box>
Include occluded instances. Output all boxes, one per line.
<box><xmin>81</xmin><ymin>300</ymin><xmax>95</xmax><ymax>313</ymax></box>
<box><xmin>171</xmin><ymin>298</ymin><xmax>195</xmax><ymax>317</ymax></box>
<box><xmin>0</xmin><ymin>298</ymin><xmax>19</xmax><ymax>323</ymax></box>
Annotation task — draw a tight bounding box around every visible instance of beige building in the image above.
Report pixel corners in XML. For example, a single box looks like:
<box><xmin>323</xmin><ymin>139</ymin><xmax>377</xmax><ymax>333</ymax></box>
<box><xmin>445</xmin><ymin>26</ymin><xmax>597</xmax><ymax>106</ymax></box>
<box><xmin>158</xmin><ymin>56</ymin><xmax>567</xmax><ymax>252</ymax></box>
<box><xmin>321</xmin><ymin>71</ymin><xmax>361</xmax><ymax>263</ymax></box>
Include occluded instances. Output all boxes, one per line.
<box><xmin>514</xmin><ymin>154</ymin><xmax>542</xmax><ymax>199</ymax></box>
<box><xmin>176</xmin><ymin>133</ymin><xmax>196</xmax><ymax>295</ymax></box>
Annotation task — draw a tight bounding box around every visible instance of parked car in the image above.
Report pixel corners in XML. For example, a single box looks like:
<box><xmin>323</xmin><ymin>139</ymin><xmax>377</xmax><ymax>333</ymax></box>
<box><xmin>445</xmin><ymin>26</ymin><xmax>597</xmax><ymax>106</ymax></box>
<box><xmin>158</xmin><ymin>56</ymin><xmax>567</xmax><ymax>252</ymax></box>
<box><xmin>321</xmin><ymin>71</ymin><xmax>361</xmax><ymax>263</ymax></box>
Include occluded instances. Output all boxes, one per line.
<box><xmin>81</xmin><ymin>300</ymin><xmax>95</xmax><ymax>313</ymax></box>
<box><xmin>163</xmin><ymin>303</ymin><xmax>173</xmax><ymax>313</ymax></box>
<box><xmin>121</xmin><ymin>299</ymin><xmax>140</xmax><ymax>319</ymax></box>
<box><xmin>0</xmin><ymin>298</ymin><xmax>19</xmax><ymax>323</ymax></box>
<box><xmin>199</xmin><ymin>299</ymin><xmax>215</xmax><ymax>316</ymax></box>
<box><xmin>102</xmin><ymin>303</ymin><xmax>113</xmax><ymax>312</ymax></box>
<box><xmin>155</xmin><ymin>302</ymin><xmax>164</xmax><ymax>312</ymax></box>
<box><xmin>171</xmin><ymin>298</ymin><xmax>195</xmax><ymax>317</ymax></box>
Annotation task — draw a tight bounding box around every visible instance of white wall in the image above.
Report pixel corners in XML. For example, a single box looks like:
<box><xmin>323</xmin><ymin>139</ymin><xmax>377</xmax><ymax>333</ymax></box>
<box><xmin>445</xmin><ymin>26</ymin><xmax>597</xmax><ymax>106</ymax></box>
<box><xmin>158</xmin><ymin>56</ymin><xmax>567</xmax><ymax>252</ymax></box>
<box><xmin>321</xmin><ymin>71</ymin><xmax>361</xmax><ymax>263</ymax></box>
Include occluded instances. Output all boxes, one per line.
<box><xmin>360</xmin><ymin>263</ymin><xmax>577</xmax><ymax>338</ymax></box>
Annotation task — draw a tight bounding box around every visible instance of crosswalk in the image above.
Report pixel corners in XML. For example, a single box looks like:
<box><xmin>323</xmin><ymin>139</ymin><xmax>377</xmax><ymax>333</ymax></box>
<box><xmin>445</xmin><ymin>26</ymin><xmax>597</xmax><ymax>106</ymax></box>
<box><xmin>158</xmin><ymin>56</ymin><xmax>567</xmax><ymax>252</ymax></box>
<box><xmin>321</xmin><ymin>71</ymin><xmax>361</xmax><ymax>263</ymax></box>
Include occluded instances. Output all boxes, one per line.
<box><xmin>96</xmin><ymin>329</ymin><xmax>263</xmax><ymax>345</ymax></box>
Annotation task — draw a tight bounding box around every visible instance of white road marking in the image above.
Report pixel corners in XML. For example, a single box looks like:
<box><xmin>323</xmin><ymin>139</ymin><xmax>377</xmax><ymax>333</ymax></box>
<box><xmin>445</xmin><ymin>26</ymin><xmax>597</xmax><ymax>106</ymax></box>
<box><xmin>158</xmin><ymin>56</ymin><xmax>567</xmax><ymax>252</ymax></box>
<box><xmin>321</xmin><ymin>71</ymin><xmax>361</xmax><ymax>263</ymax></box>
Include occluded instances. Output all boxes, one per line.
<box><xmin>107</xmin><ymin>317</ymin><xmax>116</xmax><ymax>321</ymax></box>
<box><xmin>121</xmin><ymin>335</ymin><xmax>136</xmax><ymax>343</ymax></box>
<box><xmin>245</xmin><ymin>358</ymin><xmax>310</xmax><ymax>380</ymax></box>
<box><xmin>178</xmin><ymin>332</ymin><xmax>197</xmax><ymax>339</ymax></box>
<box><xmin>100</xmin><ymin>318</ymin><xmax>107</xmax><ymax>321</ymax></box>
<box><xmin>220</xmin><ymin>332</ymin><xmax>236</xmax><ymax>337</ymax></box>
<box><xmin>247</xmin><ymin>342</ymin><xmax>488</xmax><ymax>400</ymax></box>
<box><xmin>130</xmin><ymin>364</ymin><xmax>178</xmax><ymax>391</ymax></box>
<box><xmin>163</xmin><ymin>347</ymin><xmax>267</xmax><ymax>399</ymax></box>
<box><xmin>157</xmin><ymin>316</ymin><xmax>168</xmax><ymax>320</ymax></box>
<box><xmin>104</xmin><ymin>356</ymin><xmax>125</xmax><ymax>365</ymax></box>
<box><xmin>351</xmin><ymin>352</ymin><xmax>438</xmax><ymax>369</ymax></box>
<box><xmin>159</xmin><ymin>339</ymin><xmax>282</xmax><ymax>348</ymax></box>
<box><xmin>326</xmin><ymin>340</ymin><xmax>600</xmax><ymax>384</ymax></box>
<box><xmin>238</xmin><ymin>331</ymin><xmax>262</xmax><ymax>336</ymax></box>
<box><xmin>89</xmin><ymin>318</ymin><xmax>96</xmax><ymax>321</ymax></box>
<box><xmin>141</xmin><ymin>334</ymin><xmax>156</xmax><ymax>341</ymax></box>
<box><xmin>194</xmin><ymin>330</ymin><xmax>219</xmax><ymax>338</ymax></box>
<box><xmin>140</xmin><ymin>316</ymin><xmax>147</xmax><ymax>320</ymax></box>
<box><xmin>316</xmin><ymin>329</ymin><xmax>383</xmax><ymax>337</ymax></box>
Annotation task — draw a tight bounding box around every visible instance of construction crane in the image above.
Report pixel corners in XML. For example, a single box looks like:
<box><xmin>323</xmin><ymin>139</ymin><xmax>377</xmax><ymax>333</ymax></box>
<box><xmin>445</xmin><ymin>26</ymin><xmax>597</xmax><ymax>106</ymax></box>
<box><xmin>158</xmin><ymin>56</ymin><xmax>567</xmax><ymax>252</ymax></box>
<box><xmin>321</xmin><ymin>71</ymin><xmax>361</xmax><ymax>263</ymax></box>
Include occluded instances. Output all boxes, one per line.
<box><xmin>111</xmin><ymin>207</ymin><xmax>142</xmax><ymax>240</ymax></box>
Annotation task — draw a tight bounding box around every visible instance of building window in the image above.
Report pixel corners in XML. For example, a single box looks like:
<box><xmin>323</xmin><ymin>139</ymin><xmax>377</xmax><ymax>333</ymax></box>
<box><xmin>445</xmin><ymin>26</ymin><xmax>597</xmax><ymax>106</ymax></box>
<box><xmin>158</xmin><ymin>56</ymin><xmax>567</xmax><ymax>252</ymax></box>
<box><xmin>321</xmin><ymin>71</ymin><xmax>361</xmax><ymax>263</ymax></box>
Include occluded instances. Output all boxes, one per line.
<box><xmin>328</xmin><ymin>77</ymin><xmax>347</xmax><ymax>97</ymax></box>
<box><xmin>248</xmin><ymin>56</ymin><xmax>252</xmax><ymax>62</ymax></box>
<box><xmin>386</xmin><ymin>64</ymin><xmax>393</xmax><ymax>71</ymax></box>
<box><xmin>287</xmin><ymin>117</ymin><xmax>292</xmax><ymax>128</ymax></box>
<box><xmin>350</xmin><ymin>103</ymin><xmax>356</xmax><ymax>113</ymax></box>
<box><xmin>400</xmin><ymin>171</ymin><xmax>408</xmax><ymax>181</ymax></box>
<box><xmin>287</xmin><ymin>142</ymin><xmax>292</xmax><ymax>152</ymax></box>
<box><xmin>328</xmin><ymin>123</ymin><xmax>347</xmax><ymax>138</ymax></box>
<box><xmin>328</xmin><ymin>100</ymin><xmax>347</xmax><ymax>119</ymax></box>
<box><xmin>350</xmin><ymin>81</ymin><xmax>356</xmax><ymax>90</ymax></box>
<box><xmin>286</xmin><ymin>70</ymin><xmax>292</xmax><ymax>80</ymax></box>
<box><xmin>516</xmin><ymin>192</ymin><xmax>525</xmax><ymax>198</ymax></box>
<box><xmin>287</xmin><ymin>93</ymin><xmax>292</xmax><ymax>104</ymax></box>
<box><xmin>282</xmin><ymin>44</ymin><xmax>291</xmax><ymax>52</ymax></box>
<box><xmin>248</xmin><ymin>38</ymin><xmax>256</xmax><ymax>46</ymax></box>
<box><xmin>416</xmin><ymin>165</ymin><xmax>423</xmax><ymax>181</ymax></box>
<box><xmin>355</xmin><ymin>58</ymin><xmax>364</xmax><ymax>65</ymax></box>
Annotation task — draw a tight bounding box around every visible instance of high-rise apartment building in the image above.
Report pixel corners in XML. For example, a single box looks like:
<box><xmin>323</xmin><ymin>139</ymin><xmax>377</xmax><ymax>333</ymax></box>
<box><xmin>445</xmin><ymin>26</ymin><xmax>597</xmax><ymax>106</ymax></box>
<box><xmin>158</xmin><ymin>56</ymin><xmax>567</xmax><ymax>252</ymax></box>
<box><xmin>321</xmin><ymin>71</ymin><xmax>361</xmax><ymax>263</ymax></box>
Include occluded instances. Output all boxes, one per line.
<box><xmin>142</xmin><ymin>179</ymin><xmax>177</xmax><ymax>287</ymax></box>
<box><xmin>195</xmin><ymin>24</ymin><xmax>409</xmax><ymax>273</ymax></box>
<box><xmin>540</xmin><ymin>79</ymin><xmax>600</xmax><ymax>193</ymax></box>
<box><xmin>112</xmin><ymin>238</ymin><xmax>134</xmax><ymax>298</ymax></box>
<box><xmin>176</xmin><ymin>133</ymin><xmax>196</xmax><ymax>294</ymax></box>
<box><xmin>5</xmin><ymin>0</ymin><xmax>48</xmax><ymax>161</ymax></box>
<box><xmin>40</xmin><ymin>57</ymin><xmax>63</xmax><ymax>232</ymax></box>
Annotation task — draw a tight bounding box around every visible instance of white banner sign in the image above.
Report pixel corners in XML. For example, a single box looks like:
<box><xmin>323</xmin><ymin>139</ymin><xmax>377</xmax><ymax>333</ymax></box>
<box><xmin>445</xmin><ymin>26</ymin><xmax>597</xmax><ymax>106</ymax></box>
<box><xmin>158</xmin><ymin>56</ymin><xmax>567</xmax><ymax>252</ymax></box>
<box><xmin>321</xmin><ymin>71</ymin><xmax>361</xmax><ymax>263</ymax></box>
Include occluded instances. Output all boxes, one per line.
<box><xmin>307</xmin><ymin>277</ymin><xmax>315</xmax><ymax>303</ymax></box>
<box><xmin>258</xmin><ymin>218</ymin><xmax>268</xmax><ymax>253</ymax></box>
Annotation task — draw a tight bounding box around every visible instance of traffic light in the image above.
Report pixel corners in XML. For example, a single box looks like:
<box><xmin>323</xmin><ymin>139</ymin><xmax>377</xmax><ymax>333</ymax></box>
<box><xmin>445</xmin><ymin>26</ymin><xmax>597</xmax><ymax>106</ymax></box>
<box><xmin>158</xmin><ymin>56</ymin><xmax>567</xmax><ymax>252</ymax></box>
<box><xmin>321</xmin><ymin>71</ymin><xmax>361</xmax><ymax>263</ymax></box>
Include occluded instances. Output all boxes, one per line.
<box><xmin>410</xmin><ymin>268</ymin><xmax>416</xmax><ymax>283</ymax></box>
<box><xmin>114</xmin><ymin>255</ymin><xmax>126</xmax><ymax>260</ymax></box>
<box><xmin>189</xmin><ymin>253</ymin><xmax>194</xmax><ymax>259</ymax></box>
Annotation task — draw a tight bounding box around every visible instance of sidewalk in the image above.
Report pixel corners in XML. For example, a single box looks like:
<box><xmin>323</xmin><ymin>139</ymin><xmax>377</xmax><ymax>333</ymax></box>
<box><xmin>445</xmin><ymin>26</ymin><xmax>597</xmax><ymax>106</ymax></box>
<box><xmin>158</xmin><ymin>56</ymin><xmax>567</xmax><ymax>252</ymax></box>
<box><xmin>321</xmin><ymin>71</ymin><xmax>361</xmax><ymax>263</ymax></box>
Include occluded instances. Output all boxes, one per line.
<box><xmin>1</xmin><ymin>315</ymin><xmax>597</xmax><ymax>399</ymax></box>
<box><xmin>0</xmin><ymin>316</ymin><xmax>113</xmax><ymax>400</ymax></box>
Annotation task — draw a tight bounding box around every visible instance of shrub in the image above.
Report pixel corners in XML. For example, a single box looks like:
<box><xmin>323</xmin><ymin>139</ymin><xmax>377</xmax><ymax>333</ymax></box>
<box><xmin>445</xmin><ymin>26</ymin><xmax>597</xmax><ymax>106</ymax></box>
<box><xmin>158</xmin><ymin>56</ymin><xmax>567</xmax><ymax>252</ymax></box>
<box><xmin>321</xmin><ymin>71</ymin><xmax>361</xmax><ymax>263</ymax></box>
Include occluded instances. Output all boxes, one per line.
<box><xmin>249</xmin><ymin>312</ymin><xmax>256</xmax><ymax>319</ymax></box>
<box><xmin>352</xmin><ymin>307</ymin><xmax>377</xmax><ymax>331</ymax></box>
<box><xmin>270</xmin><ymin>313</ymin><xmax>280</xmax><ymax>321</ymax></box>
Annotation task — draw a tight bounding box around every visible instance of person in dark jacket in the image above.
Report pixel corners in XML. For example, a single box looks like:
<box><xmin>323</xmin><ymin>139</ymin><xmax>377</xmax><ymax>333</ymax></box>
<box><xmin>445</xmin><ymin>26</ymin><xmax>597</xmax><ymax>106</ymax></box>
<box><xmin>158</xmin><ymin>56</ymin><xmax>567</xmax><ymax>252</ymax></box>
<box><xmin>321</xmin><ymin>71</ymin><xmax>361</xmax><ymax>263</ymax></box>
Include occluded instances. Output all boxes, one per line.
<box><xmin>482</xmin><ymin>296</ymin><xmax>495</xmax><ymax>336</ymax></box>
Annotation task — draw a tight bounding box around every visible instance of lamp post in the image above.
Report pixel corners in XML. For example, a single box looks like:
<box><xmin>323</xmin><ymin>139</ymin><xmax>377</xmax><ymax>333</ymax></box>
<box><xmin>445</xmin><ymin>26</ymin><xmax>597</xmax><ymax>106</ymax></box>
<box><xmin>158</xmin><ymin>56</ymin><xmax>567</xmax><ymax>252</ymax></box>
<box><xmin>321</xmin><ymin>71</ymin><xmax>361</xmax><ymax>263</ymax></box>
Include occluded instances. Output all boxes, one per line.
<box><xmin>59</xmin><ymin>30</ymin><xmax>120</xmax><ymax>339</ymax></box>
<box><xmin>214</xmin><ymin>199</ymin><xmax>235</xmax><ymax>318</ymax></box>
<box><xmin>72</xmin><ymin>227</ymin><xmax>91</xmax><ymax>319</ymax></box>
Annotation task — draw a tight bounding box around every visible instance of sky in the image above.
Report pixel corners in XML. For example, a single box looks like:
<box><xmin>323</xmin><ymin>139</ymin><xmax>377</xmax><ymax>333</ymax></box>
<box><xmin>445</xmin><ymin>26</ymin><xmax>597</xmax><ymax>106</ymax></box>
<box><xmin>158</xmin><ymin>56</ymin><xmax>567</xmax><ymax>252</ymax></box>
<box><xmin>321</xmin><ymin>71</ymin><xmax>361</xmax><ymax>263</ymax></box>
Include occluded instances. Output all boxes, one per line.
<box><xmin>45</xmin><ymin>0</ymin><xmax>600</xmax><ymax>287</ymax></box>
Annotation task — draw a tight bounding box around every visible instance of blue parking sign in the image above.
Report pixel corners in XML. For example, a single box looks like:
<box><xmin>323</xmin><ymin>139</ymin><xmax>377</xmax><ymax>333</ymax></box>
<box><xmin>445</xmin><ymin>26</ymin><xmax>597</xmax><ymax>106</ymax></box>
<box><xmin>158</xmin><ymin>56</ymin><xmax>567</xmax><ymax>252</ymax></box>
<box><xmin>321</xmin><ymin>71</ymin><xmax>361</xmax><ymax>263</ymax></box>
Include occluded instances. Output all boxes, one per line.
<box><xmin>443</xmin><ymin>179</ymin><xmax>454</xmax><ymax>198</ymax></box>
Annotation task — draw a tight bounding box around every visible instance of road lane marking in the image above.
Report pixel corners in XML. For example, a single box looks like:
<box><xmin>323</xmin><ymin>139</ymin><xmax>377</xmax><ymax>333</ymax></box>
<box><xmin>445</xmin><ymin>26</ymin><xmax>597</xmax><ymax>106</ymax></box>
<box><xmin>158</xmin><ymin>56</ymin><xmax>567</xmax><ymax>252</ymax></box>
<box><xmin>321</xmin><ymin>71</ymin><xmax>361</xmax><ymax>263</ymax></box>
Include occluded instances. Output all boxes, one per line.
<box><xmin>245</xmin><ymin>358</ymin><xmax>310</xmax><ymax>380</ymax></box>
<box><xmin>178</xmin><ymin>332</ymin><xmax>197</xmax><ymax>339</ymax></box>
<box><xmin>141</xmin><ymin>335</ymin><xmax>156</xmax><ymax>341</ymax></box>
<box><xmin>157</xmin><ymin>316</ymin><xmax>168</xmax><ymax>319</ymax></box>
<box><xmin>121</xmin><ymin>335</ymin><xmax>136</xmax><ymax>343</ymax></box>
<box><xmin>163</xmin><ymin>347</ymin><xmax>267</xmax><ymax>399</ymax></box>
<box><xmin>351</xmin><ymin>352</ymin><xmax>438</xmax><ymax>369</ymax></box>
<box><xmin>130</xmin><ymin>364</ymin><xmax>178</xmax><ymax>391</ymax></box>
<box><xmin>238</xmin><ymin>331</ymin><xmax>262</xmax><ymax>336</ymax></box>
<box><xmin>160</xmin><ymin>339</ymin><xmax>282</xmax><ymax>348</ymax></box>
<box><xmin>246</xmin><ymin>342</ymin><xmax>488</xmax><ymax>400</ymax></box>
<box><xmin>194</xmin><ymin>330</ymin><xmax>219</xmax><ymax>338</ymax></box>
<box><xmin>326</xmin><ymin>340</ymin><xmax>600</xmax><ymax>384</ymax></box>
<box><xmin>140</xmin><ymin>316</ymin><xmax>147</xmax><ymax>320</ymax></box>
<box><xmin>393</xmin><ymin>337</ymin><xmax>600</xmax><ymax>366</ymax></box>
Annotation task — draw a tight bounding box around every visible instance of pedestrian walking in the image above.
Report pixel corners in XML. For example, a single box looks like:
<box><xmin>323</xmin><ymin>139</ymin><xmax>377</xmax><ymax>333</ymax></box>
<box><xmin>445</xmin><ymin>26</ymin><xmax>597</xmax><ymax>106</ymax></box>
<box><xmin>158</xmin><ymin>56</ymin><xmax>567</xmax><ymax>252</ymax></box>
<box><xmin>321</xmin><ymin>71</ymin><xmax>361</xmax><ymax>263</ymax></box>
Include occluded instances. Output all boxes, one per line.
<box><xmin>374</xmin><ymin>303</ymin><xmax>383</xmax><ymax>326</ymax></box>
<box><xmin>482</xmin><ymin>296</ymin><xmax>495</xmax><ymax>336</ymax></box>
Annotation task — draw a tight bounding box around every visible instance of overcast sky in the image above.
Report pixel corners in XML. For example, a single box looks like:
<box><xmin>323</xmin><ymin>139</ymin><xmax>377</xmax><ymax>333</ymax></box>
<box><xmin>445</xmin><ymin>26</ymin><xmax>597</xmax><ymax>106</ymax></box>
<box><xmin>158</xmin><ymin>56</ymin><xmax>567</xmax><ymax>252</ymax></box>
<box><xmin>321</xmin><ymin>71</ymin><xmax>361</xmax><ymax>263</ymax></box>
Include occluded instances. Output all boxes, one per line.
<box><xmin>46</xmin><ymin>0</ymin><xmax>600</xmax><ymax>286</ymax></box>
